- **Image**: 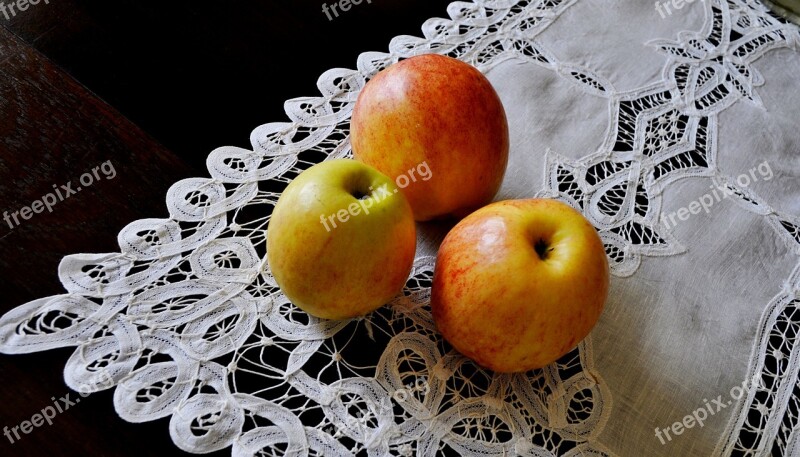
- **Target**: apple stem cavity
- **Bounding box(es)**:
[534,238,553,261]
[351,189,370,200]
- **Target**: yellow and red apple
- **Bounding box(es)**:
[431,199,609,372]
[350,54,509,221]
[267,159,416,320]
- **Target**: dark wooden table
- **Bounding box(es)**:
[0,2,451,455]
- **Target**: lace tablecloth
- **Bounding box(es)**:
[2,0,800,455]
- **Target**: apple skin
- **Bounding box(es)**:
[267,159,416,320]
[351,54,509,221]
[430,199,609,373]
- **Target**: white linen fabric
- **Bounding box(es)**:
[1,0,800,455]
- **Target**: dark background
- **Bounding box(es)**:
[0,1,451,455]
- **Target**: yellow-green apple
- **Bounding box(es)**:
[350,54,509,221]
[267,159,416,320]
[431,199,609,372]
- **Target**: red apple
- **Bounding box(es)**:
[431,199,609,372]
[351,54,509,221]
